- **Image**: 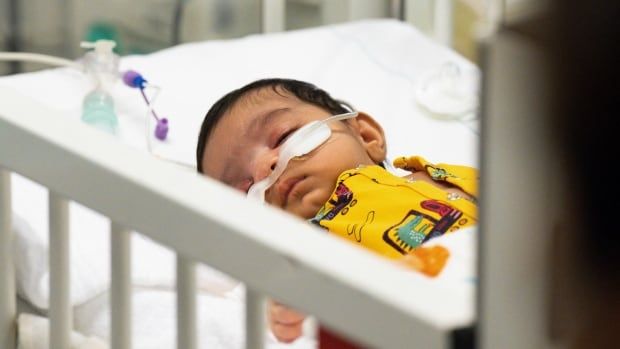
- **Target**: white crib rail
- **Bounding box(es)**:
[262,0,286,33]
[0,82,473,348]
[261,0,461,47]
[177,255,197,349]
[49,193,71,348]
[433,0,454,46]
[246,289,266,349]
[0,169,15,349]
[111,223,132,349]
[402,0,454,46]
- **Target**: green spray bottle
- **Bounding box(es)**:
[80,40,119,134]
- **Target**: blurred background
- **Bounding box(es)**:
[0,0,535,75]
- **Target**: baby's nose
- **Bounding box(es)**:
[253,150,278,182]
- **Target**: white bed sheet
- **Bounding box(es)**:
[0,19,479,348]
[74,287,317,349]
[17,288,317,349]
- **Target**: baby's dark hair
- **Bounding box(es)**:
[196,78,353,173]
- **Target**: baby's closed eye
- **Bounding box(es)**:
[275,128,297,147]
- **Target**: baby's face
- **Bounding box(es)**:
[201,89,384,219]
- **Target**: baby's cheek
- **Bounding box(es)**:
[302,189,332,216]
[288,204,316,220]
[263,188,283,209]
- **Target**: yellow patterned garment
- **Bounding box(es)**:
[310,156,478,260]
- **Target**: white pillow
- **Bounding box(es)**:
[2,19,479,308]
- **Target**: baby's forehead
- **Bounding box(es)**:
[203,88,301,176]
[231,86,298,114]
[222,88,317,134]
[212,89,295,140]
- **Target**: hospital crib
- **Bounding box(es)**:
[0,1,553,348]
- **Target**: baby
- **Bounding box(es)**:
[196,78,478,343]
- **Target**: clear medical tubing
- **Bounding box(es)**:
[0,52,79,68]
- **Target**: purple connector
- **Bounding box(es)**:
[122,70,146,89]
[155,118,169,141]
[123,70,170,141]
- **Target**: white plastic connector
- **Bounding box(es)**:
[80,40,120,92]
[80,40,117,55]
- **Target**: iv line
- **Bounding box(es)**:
[0,52,80,69]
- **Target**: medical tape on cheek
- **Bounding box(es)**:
[246,111,358,202]
[275,111,357,167]
[247,121,330,202]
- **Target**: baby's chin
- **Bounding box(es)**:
[282,189,331,220]
[290,204,322,220]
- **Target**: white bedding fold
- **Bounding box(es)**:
[19,288,317,349]
[18,313,107,349]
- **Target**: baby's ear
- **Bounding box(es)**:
[349,112,387,163]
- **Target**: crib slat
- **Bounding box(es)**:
[111,223,131,349]
[434,0,454,46]
[49,192,71,349]
[485,0,505,33]
[261,0,285,33]
[177,255,197,349]
[404,0,434,39]
[0,169,16,349]
[391,0,404,20]
[245,288,265,349]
